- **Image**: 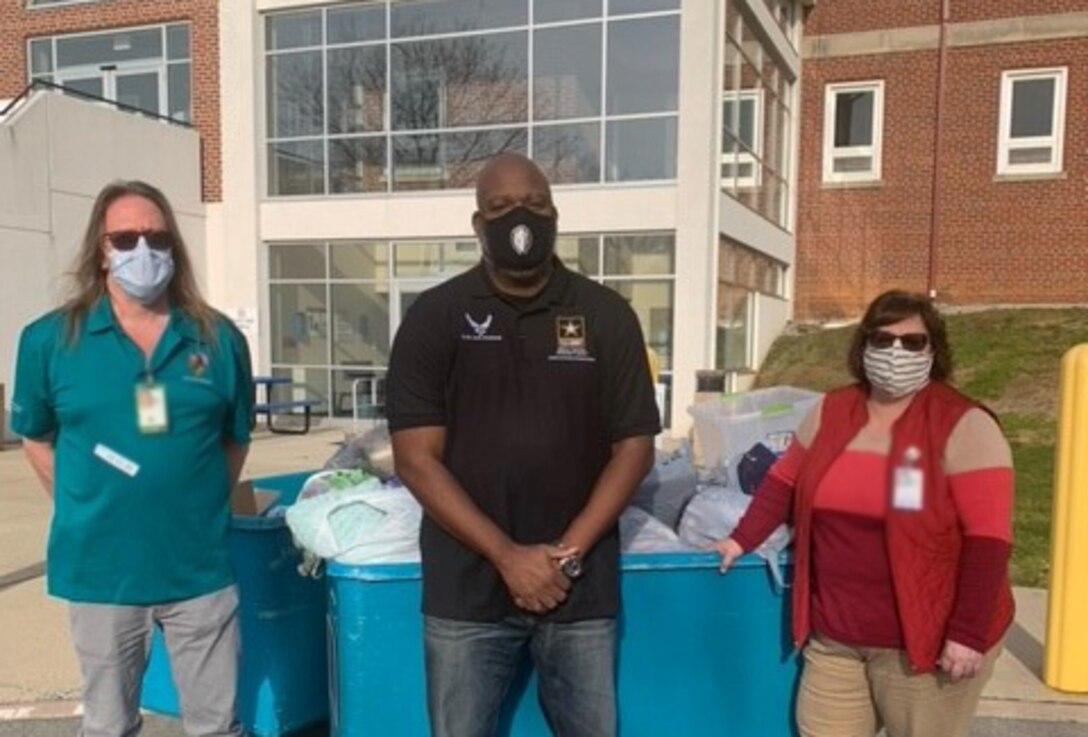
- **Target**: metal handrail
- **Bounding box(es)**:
[0,78,193,128]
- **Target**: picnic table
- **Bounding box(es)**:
[253,375,322,434]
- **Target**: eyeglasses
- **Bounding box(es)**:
[868,330,929,352]
[104,230,175,252]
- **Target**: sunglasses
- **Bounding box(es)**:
[868,330,929,352]
[104,229,175,252]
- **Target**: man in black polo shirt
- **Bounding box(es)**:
[387,153,660,737]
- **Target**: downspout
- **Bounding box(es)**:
[927,0,950,299]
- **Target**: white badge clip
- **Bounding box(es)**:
[136,382,169,435]
[892,445,924,511]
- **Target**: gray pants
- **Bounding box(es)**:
[68,585,242,737]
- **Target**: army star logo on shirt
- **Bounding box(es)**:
[550,315,595,362]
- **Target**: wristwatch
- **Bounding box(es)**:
[551,541,584,580]
[558,554,583,580]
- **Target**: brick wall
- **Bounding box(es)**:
[804,0,938,36]
[795,52,940,320]
[0,0,221,201]
[951,0,1088,23]
[804,0,1087,35]
[796,4,1088,320]
[936,39,1087,306]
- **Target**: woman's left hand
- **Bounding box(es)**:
[938,639,984,682]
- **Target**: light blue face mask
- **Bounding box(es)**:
[108,236,175,305]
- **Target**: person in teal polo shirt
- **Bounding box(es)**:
[12,180,252,737]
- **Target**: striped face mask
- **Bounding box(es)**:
[863,345,933,398]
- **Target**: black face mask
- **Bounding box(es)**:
[480,206,557,273]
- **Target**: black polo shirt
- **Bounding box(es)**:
[386,260,661,622]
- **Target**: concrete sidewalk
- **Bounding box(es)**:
[2,429,1087,730]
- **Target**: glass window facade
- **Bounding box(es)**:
[716,237,786,371]
[267,233,675,423]
[28,24,192,123]
[265,1,680,196]
[721,1,792,229]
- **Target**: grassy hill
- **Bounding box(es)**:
[755,307,1088,588]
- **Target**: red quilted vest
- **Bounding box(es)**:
[790,382,1015,672]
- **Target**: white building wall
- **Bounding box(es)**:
[212,0,802,437]
[672,0,725,434]
[1,92,204,438]
[211,0,264,354]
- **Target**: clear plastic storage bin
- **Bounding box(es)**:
[688,386,822,479]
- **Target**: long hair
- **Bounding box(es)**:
[62,180,217,342]
[846,289,953,386]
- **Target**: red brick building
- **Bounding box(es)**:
[795,0,1088,319]
[0,0,221,201]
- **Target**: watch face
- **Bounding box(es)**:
[561,556,583,580]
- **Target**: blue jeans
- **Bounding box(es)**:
[424,615,617,737]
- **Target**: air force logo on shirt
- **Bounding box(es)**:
[462,312,502,342]
[550,315,595,362]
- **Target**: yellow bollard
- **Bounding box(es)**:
[1045,344,1088,692]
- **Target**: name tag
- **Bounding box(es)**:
[135,383,169,435]
[893,467,924,511]
[93,444,140,477]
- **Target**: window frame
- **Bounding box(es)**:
[721,88,762,189]
[25,23,191,123]
[822,79,884,184]
[997,67,1067,176]
[26,0,98,8]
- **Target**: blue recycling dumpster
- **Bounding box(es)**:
[141,472,328,737]
[327,552,800,737]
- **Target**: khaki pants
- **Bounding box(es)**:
[797,635,1000,737]
[69,585,242,737]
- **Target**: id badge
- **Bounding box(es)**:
[135,383,169,435]
[893,467,924,511]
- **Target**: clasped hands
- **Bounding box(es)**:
[497,542,580,614]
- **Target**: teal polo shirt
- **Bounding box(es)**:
[11,298,253,605]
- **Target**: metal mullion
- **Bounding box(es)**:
[390,122,528,140]
[325,38,387,51]
[599,10,608,184]
[606,111,678,122]
[327,131,386,141]
[321,8,330,196]
[325,240,334,414]
[266,45,325,56]
[527,0,535,158]
[605,10,680,22]
[532,115,602,128]
[390,24,530,45]
[267,134,326,144]
[385,0,393,193]
[532,17,605,31]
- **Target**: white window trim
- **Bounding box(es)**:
[721,89,762,189]
[822,80,884,183]
[997,67,1067,176]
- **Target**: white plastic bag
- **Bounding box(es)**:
[678,486,792,589]
[619,507,692,554]
[286,474,422,567]
[629,445,699,530]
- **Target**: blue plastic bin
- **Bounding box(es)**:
[327,553,800,737]
[141,472,328,737]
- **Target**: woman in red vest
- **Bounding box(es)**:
[714,290,1014,737]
